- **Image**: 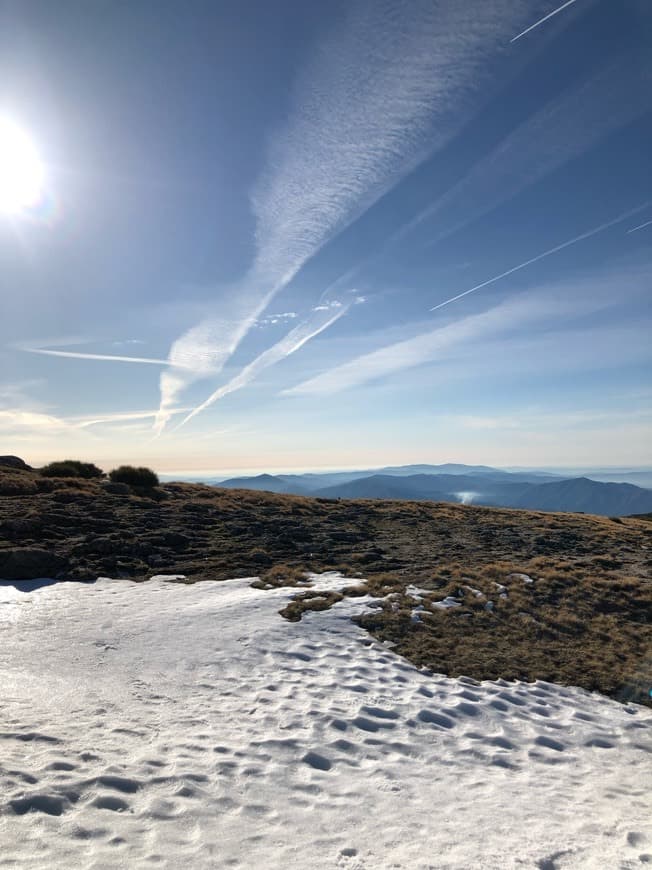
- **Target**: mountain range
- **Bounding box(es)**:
[214,464,652,516]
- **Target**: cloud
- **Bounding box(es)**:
[430,201,650,311]
[74,408,191,429]
[627,218,652,234]
[395,53,652,257]
[255,312,298,327]
[451,407,652,431]
[24,347,195,368]
[0,379,47,408]
[179,302,350,426]
[285,266,650,396]
[155,0,540,431]
[254,38,652,319]
[510,0,579,43]
[0,408,69,432]
[0,400,190,438]
[313,301,343,312]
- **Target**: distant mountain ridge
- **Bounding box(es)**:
[216,463,652,516]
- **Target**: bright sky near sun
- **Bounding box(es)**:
[0,0,651,473]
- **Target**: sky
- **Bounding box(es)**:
[1,0,651,475]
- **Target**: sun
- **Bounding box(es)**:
[0,117,45,216]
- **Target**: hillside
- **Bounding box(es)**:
[316,473,652,515]
[218,472,308,495]
[506,476,652,515]
[215,465,652,515]
[1,462,651,706]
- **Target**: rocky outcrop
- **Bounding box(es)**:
[0,547,67,580]
[0,456,31,471]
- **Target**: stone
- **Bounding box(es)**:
[0,548,67,580]
[0,456,31,470]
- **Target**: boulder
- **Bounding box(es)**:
[0,456,31,470]
[0,548,67,580]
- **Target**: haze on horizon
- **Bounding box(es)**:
[1,0,651,473]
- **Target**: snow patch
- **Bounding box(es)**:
[430,595,463,610]
[508,572,535,584]
[0,574,649,868]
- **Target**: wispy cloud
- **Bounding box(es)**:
[285,266,650,396]
[0,398,190,437]
[510,0,579,43]
[255,312,298,327]
[302,47,652,304]
[24,347,196,368]
[394,54,652,257]
[430,201,650,311]
[450,406,652,432]
[155,0,540,431]
[627,218,652,234]
[179,302,351,427]
[74,408,191,428]
[0,408,69,432]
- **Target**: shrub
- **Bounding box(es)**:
[109,465,159,489]
[41,460,105,479]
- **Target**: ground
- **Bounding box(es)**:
[0,575,650,869]
[1,465,651,705]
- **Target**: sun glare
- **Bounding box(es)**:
[0,117,45,216]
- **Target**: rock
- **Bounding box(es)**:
[0,517,42,538]
[159,532,190,550]
[53,490,94,504]
[357,547,385,564]
[0,548,67,580]
[85,536,121,556]
[0,456,31,470]
[101,481,130,495]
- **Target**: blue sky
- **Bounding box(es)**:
[1,0,651,473]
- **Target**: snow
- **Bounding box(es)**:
[405,584,431,601]
[462,584,485,598]
[1,573,651,869]
[430,595,462,610]
[508,572,535,584]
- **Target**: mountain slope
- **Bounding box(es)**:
[312,472,652,516]
[219,473,308,495]
[315,474,452,501]
[507,477,652,516]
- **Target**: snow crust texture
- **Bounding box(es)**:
[0,574,650,869]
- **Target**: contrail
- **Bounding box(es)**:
[510,0,579,43]
[155,0,542,434]
[74,408,192,428]
[429,201,650,312]
[25,347,195,368]
[627,218,652,234]
[179,304,349,427]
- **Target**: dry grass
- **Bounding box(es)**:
[251,563,311,589]
[2,465,651,704]
[279,590,345,622]
[353,559,652,707]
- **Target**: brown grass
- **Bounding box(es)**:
[1,465,651,705]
